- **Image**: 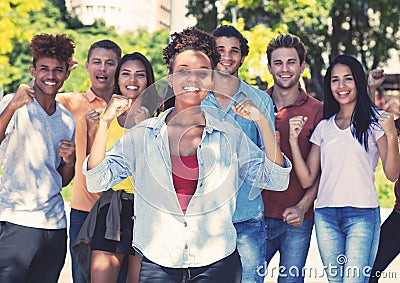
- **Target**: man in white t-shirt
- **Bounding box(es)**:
[0,33,76,283]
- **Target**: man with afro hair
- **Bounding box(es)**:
[0,33,76,283]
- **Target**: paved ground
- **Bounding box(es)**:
[59,203,400,282]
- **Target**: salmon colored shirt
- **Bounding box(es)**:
[56,89,108,212]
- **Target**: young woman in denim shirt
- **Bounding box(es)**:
[84,27,291,283]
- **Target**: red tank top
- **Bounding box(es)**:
[170,154,199,214]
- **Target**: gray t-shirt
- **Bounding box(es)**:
[0,94,75,229]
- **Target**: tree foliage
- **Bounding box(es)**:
[0,0,43,88]
[190,0,400,99]
[2,0,170,95]
[186,0,218,33]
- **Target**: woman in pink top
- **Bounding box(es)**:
[289,55,399,282]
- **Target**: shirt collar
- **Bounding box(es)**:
[83,88,107,103]
[204,79,249,106]
[232,79,251,102]
[267,86,308,108]
[147,108,227,136]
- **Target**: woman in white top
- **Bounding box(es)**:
[288,54,399,283]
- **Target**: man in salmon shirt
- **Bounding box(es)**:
[57,39,121,283]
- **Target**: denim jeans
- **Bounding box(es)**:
[234,211,266,283]
[315,207,380,283]
[138,250,241,283]
[264,217,313,283]
[69,208,89,283]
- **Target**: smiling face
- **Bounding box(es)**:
[215,36,244,77]
[169,50,213,108]
[330,63,358,107]
[85,47,119,96]
[118,60,147,101]
[29,56,69,97]
[268,47,305,90]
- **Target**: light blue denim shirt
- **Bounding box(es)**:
[202,80,275,222]
[83,108,291,268]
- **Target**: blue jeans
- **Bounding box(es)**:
[69,209,89,283]
[234,211,266,283]
[315,207,380,283]
[264,217,313,283]
[139,250,241,283]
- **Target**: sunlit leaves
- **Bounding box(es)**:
[0,0,43,88]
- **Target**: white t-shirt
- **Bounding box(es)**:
[0,94,75,229]
[310,115,384,208]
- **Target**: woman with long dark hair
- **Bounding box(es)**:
[288,54,399,282]
[74,52,156,283]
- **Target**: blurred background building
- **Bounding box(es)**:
[66,0,196,34]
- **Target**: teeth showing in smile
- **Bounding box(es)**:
[96,76,107,81]
[221,62,231,66]
[126,86,138,90]
[280,75,291,78]
[338,91,349,95]
[44,81,56,86]
[184,86,200,92]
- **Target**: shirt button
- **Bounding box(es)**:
[183,221,187,227]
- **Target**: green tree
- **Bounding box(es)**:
[121,29,170,82]
[5,0,73,94]
[0,0,43,89]
[186,0,218,33]
[213,0,400,99]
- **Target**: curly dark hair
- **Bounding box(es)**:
[212,25,249,57]
[163,27,220,73]
[30,34,75,69]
